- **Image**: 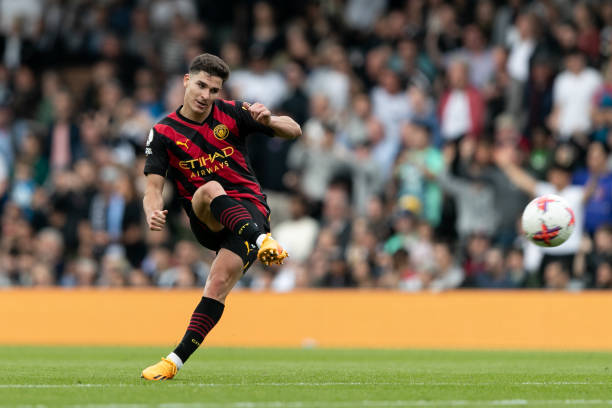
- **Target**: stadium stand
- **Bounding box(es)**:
[0,0,611,290]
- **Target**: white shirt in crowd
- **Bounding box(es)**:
[441,90,470,140]
[306,68,350,113]
[273,217,320,264]
[506,38,535,82]
[553,68,602,139]
[371,85,412,176]
[227,69,288,110]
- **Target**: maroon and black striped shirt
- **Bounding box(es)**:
[143,99,274,217]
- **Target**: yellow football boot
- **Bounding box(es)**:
[257,233,289,266]
[141,357,177,381]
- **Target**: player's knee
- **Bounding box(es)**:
[192,181,225,207]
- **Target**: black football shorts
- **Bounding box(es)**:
[185,198,270,273]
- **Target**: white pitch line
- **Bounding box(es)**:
[0,381,609,389]
[7,400,612,408]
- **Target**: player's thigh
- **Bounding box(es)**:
[188,203,226,246]
[195,205,223,232]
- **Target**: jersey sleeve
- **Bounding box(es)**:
[233,100,275,137]
[143,127,169,176]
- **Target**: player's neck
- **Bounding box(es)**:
[179,104,212,124]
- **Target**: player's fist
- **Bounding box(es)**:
[244,102,271,126]
[147,209,168,231]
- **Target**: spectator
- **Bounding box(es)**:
[305,43,350,113]
[0,102,15,169]
[343,0,387,31]
[34,227,64,282]
[395,249,420,291]
[573,224,612,287]
[595,261,612,289]
[98,250,130,287]
[573,2,600,63]
[495,145,596,277]
[272,194,319,264]
[437,164,498,240]
[524,54,556,137]
[395,120,444,227]
[318,250,353,288]
[371,68,411,155]
[46,89,82,172]
[228,47,287,109]
[462,233,491,287]
[573,141,612,235]
[543,261,572,290]
[548,49,602,141]
[406,85,440,148]
[475,247,516,288]
[278,62,309,126]
[447,25,495,90]
[428,241,464,291]
[319,185,352,252]
[458,135,529,248]
[438,59,485,143]
[90,166,124,245]
[158,240,210,287]
[29,262,54,287]
[591,60,612,143]
[505,12,538,121]
[286,123,351,203]
[505,248,527,287]
[339,93,371,149]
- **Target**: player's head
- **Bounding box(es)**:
[183,53,230,116]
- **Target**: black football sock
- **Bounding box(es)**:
[210,195,264,244]
[172,296,224,363]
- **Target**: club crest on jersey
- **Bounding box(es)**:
[176,139,189,150]
[213,124,229,140]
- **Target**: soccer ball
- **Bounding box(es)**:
[521,194,575,247]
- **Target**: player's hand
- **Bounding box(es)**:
[147,209,168,231]
[244,102,271,126]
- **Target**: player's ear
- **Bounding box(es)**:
[183,73,190,88]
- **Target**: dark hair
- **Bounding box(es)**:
[564,47,585,59]
[549,160,573,174]
[188,53,230,82]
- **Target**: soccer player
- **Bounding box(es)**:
[140,54,301,380]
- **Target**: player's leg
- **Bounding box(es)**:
[168,249,243,364]
[192,181,287,265]
[141,249,243,381]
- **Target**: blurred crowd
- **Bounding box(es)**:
[1,0,612,291]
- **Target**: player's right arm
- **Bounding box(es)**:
[143,127,170,231]
[143,174,167,231]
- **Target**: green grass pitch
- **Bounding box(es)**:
[0,346,611,407]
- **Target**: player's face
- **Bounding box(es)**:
[183,71,223,117]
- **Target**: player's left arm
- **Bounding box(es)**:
[244,102,302,140]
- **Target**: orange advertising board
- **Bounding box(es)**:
[1,289,610,350]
